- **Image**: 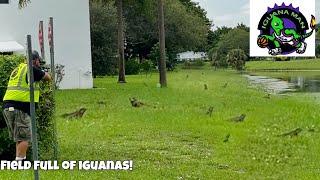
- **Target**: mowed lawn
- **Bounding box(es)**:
[246,59,320,71]
[1,69,320,179]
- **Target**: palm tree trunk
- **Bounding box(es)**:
[158,0,167,87]
[117,0,126,83]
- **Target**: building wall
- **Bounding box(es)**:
[0,0,93,89]
[177,51,207,61]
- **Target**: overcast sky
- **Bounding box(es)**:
[192,0,320,28]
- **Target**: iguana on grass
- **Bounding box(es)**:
[278,128,302,137]
[229,114,246,122]
[61,108,87,119]
[129,97,145,107]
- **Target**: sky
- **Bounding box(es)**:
[192,0,320,28]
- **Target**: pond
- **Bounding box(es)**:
[245,71,320,94]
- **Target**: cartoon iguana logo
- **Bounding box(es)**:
[257,3,316,55]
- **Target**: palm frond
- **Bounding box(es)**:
[18,0,30,9]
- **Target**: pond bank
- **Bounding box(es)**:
[246,59,320,71]
[245,70,320,93]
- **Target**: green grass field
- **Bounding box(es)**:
[1,69,320,179]
[246,59,320,70]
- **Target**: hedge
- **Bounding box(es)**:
[0,55,57,160]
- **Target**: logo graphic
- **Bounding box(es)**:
[250,0,316,56]
[256,3,316,56]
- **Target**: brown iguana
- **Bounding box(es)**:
[278,128,302,137]
[62,108,87,119]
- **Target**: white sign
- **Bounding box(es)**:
[250,0,316,57]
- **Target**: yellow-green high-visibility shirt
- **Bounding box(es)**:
[3,63,40,102]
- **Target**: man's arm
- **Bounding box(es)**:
[33,67,51,82]
[42,72,51,81]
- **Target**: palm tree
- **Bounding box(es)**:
[18,0,30,8]
[158,0,167,87]
[116,0,126,83]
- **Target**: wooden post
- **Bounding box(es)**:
[27,35,40,180]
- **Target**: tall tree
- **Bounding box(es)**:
[116,0,126,83]
[90,1,118,77]
[123,0,158,62]
[158,0,167,87]
[211,28,249,68]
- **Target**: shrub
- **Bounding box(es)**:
[182,59,205,69]
[209,28,249,69]
[0,55,23,160]
[90,1,118,77]
[125,59,140,75]
[274,57,290,61]
[0,55,56,160]
[226,49,247,71]
[140,60,153,75]
[316,44,320,57]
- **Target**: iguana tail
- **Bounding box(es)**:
[302,15,316,39]
[310,15,316,30]
[302,29,314,39]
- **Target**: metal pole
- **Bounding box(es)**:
[49,17,55,87]
[27,35,40,180]
[49,17,58,159]
[39,21,45,61]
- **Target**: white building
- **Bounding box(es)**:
[177,51,207,61]
[0,0,92,89]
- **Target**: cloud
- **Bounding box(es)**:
[240,2,250,15]
[212,2,249,28]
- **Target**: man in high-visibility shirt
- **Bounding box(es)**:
[2,51,51,161]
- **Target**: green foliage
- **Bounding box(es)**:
[90,1,118,77]
[124,0,209,61]
[274,57,290,61]
[236,23,250,32]
[0,55,24,159]
[149,43,176,71]
[90,0,209,69]
[150,42,168,66]
[35,81,56,160]
[227,49,247,71]
[149,42,160,66]
[210,28,249,68]
[0,55,24,98]
[316,44,320,57]
[140,60,153,75]
[316,29,320,39]
[165,0,209,53]
[179,0,211,26]
[182,59,205,69]
[123,0,158,60]
[125,59,140,75]
[0,55,56,160]
[207,26,232,50]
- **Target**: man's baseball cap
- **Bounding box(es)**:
[32,50,42,61]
